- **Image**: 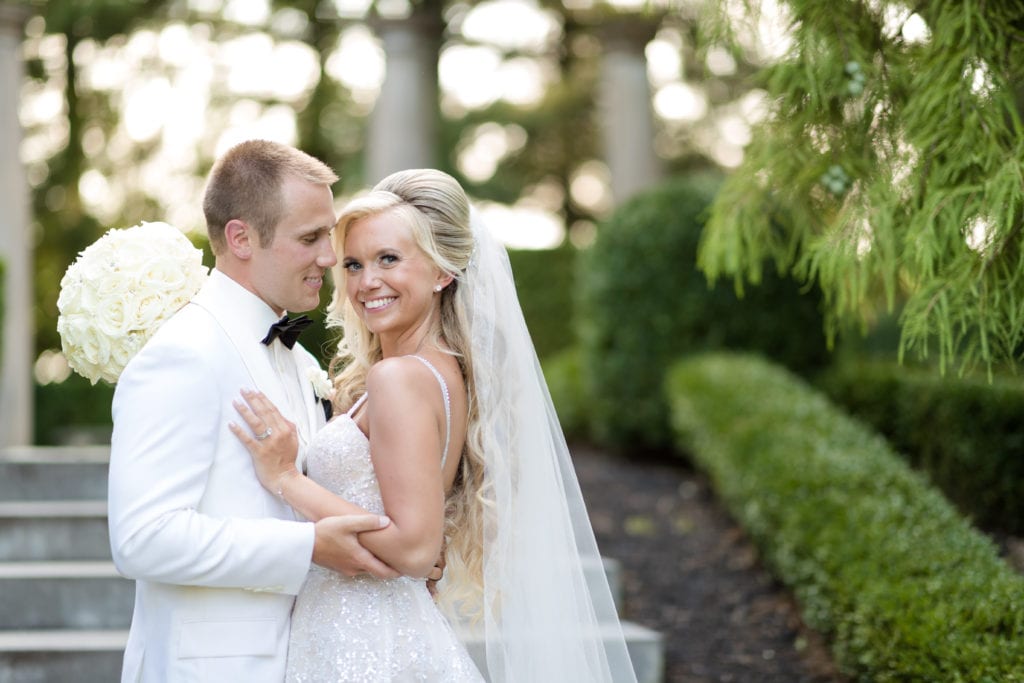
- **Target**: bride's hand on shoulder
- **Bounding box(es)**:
[229,388,300,494]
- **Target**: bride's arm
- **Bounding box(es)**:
[230,376,448,580]
[355,358,450,578]
[229,390,372,522]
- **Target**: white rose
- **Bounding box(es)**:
[141,257,189,294]
[56,221,209,384]
[107,333,142,379]
[95,296,132,337]
[131,294,169,331]
[59,315,112,384]
[306,367,336,401]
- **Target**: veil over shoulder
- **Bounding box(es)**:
[441,209,637,682]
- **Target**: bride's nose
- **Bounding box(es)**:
[359,268,382,290]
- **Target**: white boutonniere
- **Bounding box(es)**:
[56,221,209,384]
[307,366,336,402]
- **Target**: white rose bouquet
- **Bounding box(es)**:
[57,221,209,384]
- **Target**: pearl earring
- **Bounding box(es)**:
[434,285,443,292]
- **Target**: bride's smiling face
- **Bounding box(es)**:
[342,209,444,342]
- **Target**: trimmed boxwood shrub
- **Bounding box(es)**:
[668,352,1024,681]
[35,373,115,445]
[508,244,577,360]
[577,174,828,451]
[542,346,589,440]
[817,358,1024,535]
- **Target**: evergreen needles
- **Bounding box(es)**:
[698,0,1024,374]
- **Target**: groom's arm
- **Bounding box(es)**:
[108,336,318,593]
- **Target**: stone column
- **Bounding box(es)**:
[366,13,441,184]
[598,16,663,205]
[0,2,33,446]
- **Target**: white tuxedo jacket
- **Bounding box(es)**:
[108,269,326,682]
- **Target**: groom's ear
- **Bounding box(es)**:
[225,219,254,260]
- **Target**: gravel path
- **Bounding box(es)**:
[571,443,847,683]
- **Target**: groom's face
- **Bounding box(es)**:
[249,175,338,315]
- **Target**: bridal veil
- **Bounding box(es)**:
[441,209,637,682]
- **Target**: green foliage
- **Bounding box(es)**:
[29,0,178,355]
[817,358,1024,534]
[699,1,1024,375]
[508,245,577,360]
[541,346,589,440]
[577,174,828,451]
[35,374,115,445]
[667,352,1024,681]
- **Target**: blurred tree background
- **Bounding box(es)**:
[24,0,775,441]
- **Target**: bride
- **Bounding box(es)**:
[231,169,636,682]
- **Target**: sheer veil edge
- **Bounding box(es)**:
[440,208,637,683]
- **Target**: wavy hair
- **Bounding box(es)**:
[326,169,485,603]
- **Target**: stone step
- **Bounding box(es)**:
[0,562,133,630]
[0,502,624,607]
[593,556,623,615]
[621,620,664,683]
[0,630,126,683]
[0,558,624,629]
[0,501,110,562]
[0,447,661,680]
[459,619,663,683]
[0,447,109,502]
[0,621,662,683]
[0,504,627,612]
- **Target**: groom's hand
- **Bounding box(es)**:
[426,543,446,597]
[313,514,401,579]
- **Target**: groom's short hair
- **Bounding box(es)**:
[203,140,338,254]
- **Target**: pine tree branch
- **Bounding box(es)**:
[915,143,937,211]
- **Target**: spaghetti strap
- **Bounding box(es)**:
[407,355,452,469]
[347,393,368,417]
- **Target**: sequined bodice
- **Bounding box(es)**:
[305,414,383,513]
[285,384,483,683]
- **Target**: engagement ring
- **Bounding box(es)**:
[255,427,273,441]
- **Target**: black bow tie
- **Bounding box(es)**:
[261,315,313,350]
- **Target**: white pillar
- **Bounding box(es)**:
[366,14,440,184]
[0,2,33,446]
[598,18,662,205]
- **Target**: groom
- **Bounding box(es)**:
[107,140,398,682]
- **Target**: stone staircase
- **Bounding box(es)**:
[0,447,126,683]
[0,446,663,682]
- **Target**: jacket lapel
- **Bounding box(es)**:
[190,280,292,424]
[291,352,319,437]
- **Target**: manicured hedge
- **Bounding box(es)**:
[667,352,1024,681]
[34,373,115,445]
[577,174,827,452]
[508,245,577,360]
[816,358,1024,535]
[542,346,589,440]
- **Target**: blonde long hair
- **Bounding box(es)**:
[326,169,485,599]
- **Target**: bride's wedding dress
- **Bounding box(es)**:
[285,359,483,683]
[285,212,636,682]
